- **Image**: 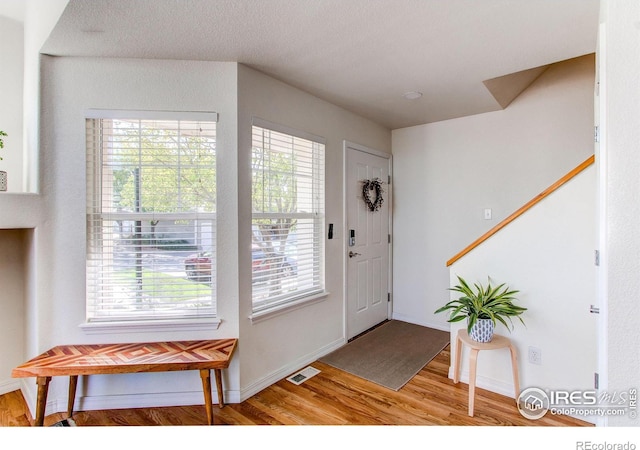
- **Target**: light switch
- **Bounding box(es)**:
[484,208,492,220]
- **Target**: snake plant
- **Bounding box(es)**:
[435,275,527,334]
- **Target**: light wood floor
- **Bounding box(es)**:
[0,345,592,427]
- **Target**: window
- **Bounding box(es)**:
[251,119,325,314]
[86,110,218,323]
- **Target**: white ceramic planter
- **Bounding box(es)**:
[469,318,494,342]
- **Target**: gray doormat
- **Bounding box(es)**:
[319,320,449,391]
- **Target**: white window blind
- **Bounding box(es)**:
[86,111,217,322]
[251,121,325,313]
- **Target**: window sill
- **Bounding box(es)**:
[79,318,221,334]
[249,291,329,324]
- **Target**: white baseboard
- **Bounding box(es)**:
[447,366,516,399]
[0,378,22,396]
[239,336,345,401]
[75,389,240,413]
[15,376,240,416]
[391,312,451,333]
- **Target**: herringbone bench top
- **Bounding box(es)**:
[12,339,237,378]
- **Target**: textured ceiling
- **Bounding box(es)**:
[40,0,600,130]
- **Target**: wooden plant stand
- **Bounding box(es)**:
[453,329,520,417]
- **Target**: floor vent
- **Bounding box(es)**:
[286,366,320,385]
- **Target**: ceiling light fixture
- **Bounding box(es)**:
[402,91,423,100]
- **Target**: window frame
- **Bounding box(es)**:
[249,118,327,321]
[83,109,220,331]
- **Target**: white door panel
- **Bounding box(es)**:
[345,143,391,339]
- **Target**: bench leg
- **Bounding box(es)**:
[214,369,225,408]
[200,369,214,425]
[67,375,78,418]
[34,376,51,426]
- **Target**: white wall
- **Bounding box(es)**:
[0,0,64,399]
[449,166,597,422]
[600,0,640,427]
[391,54,595,330]
[22,56,241,414]
[0,0,69,193]
[0,229,28,394]
[236,64,391,397]
[23,0,69,193]
[5,55,391,415]
[0,15,24,192]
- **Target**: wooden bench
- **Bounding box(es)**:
[12,338,237,426]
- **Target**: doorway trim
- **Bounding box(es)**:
[342,140,393,340]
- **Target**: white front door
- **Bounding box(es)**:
[345,142,391,340]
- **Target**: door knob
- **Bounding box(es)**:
[349,251,361,258]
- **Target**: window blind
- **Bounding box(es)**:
[251,122,325,312]
[86,112,217,322]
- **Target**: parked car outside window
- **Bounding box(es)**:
[184,247,296,283]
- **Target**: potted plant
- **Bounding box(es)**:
[435,275,527,342]
[0,130,6,191]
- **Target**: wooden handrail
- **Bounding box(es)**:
[446,154,595,267]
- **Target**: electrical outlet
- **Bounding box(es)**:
[528,346,542,365]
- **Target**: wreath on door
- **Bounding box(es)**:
[362,178,385,212]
